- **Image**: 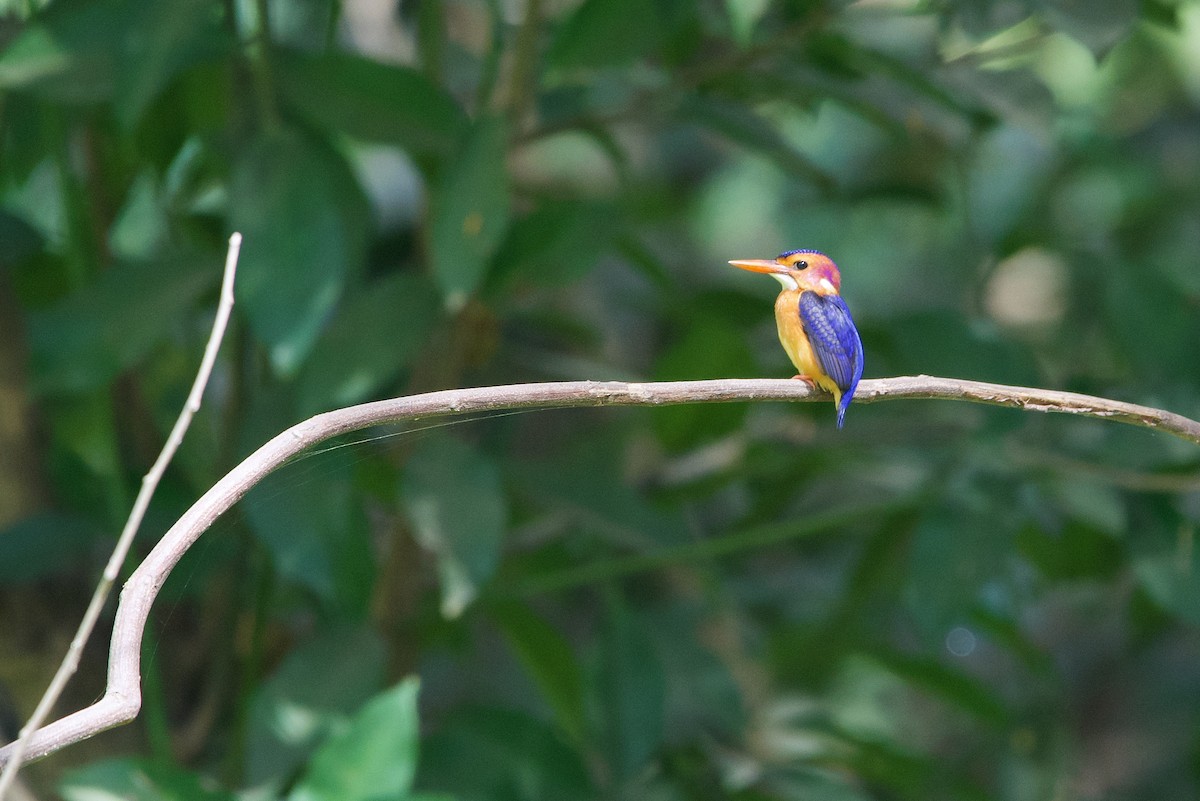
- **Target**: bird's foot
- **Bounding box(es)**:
[790,374,818,388]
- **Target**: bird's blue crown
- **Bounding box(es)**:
[778,248,826,260]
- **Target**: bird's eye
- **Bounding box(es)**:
[795,260,809,270]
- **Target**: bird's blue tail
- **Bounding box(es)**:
[835,379,859,429]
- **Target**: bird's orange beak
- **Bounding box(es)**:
[728,259,787,274]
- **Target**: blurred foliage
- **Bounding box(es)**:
[1,0,1200,798]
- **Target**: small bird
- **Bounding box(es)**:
[729,249,864,428]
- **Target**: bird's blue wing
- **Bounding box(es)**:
[798,291,864,427]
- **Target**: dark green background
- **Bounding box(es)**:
[2,0,1200,798]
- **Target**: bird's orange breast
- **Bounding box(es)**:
[774,289,842,401]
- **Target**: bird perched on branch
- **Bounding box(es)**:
[729,249,864,428]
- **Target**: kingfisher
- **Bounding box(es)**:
[729,249,864,428]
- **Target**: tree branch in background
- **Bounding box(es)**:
[0,372,1197,772]
[0,234,242,796]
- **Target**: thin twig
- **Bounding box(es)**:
[0,373,1197,770]
[0,234,242,795]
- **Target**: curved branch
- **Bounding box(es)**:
[1,375,1197,766]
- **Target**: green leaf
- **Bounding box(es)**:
[230,128,369,374]
[547,0,666,70]
[0,0,224,114]
[245,625,386,788]
[427,116,511,307]
[594,594,665,781]
[289,678,421,801]
[402,434,507,617]
[870,651,1010,726]
[491,599,587,741]
[490,199,617,290]
[0,0,130,102]
[1017,521,1123,581]
[0,513,101,584]
[45,392,124,518]
[1134,553,1200,625]
[295,272,441,416]
[1045,476,1126,535]
[839,733,942,798]
[109,171,168,259]
[418,707,593,800]
[725,0,771,45]
[1129,500,1200,626]
[765,768,874,801]
[0,208,45,268]
[112,0,227,128]
[1043,0,1137,55]
[61,758,235,801]
[276,49,467,160]
[508,129,623,195]
[681,97,833,187]
[268,0,339,50]
[28,257,214,394]
[243,445,373,608]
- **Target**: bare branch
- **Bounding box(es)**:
[0,372,1197,769]
[0,234,242,794]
